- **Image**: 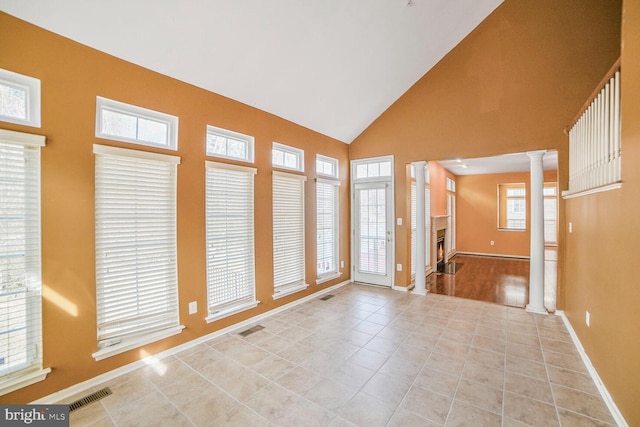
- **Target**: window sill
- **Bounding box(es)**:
[206,300,260,324]
[316,272,342,285]
[562,182,622,199]
[498,228,527,232]
[272,283,308,300]
[92,325,185,361]
[0,367,51,397]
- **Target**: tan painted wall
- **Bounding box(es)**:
[562,0,640,423]
[457,170,557,257]
[349,0,620,298]
[0,13,350,403]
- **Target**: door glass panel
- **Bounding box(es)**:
[358,188,386,275]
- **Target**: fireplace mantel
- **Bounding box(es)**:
[431,215,450,271]
[432,215,449,231]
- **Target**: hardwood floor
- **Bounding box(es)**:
[426,249,558,310]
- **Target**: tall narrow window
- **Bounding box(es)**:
[93,145,182,360]
[273,171,307,298]
[499,183,526,231]
[0,129,49,395]
[205,161,258,321]
[446,177,456,253]
[0,69,41,128]
[316,179,340,283]
[544,184,558,244]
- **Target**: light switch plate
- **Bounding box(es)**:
[189,301,197,315]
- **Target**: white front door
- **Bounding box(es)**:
[353,182,393,286]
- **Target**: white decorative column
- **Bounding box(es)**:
[526,150,547,314]
[413,161,427,295]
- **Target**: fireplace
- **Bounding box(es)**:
[431,215,449,274]
[436,229,446,272]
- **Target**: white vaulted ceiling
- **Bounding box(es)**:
[0,0,502,143]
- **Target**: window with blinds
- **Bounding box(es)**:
[316,179,339,282]
[93,145,182,360]
[272,171,307,298]
[205,161,258,321]
[0,129,47,392]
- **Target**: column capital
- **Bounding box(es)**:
[526,150,547,160]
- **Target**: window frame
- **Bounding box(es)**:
[498,183,527,231]
[0,129,50,396]
[92,144,183,361]
[205,160,259,322]
[272,142,304,172]
[316,177,341,284]
[206,125,254,163]
[0,69,41,128]
[316,154,339,179]
[95,96,179,150]
[272,170,307,299]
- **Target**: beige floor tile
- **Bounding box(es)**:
[303,377,359,412]
[445,400,501,427]
[475,324,507,341]
[108,390,191,427]
[326,360,376,389]
[387,408,440,427]
[504,371,553,404]
[404,331,439,351]
[425,351,466,376]
[326,416,359,427]
[157,371,217,407]
[543,350,588,373]
[99,375,156,414]
[69,402,111,426]
[213,366,271,402]
[209,403,270,427]
[507,342,544,363]
[250,355,296,381]
[508,331,541,348]
[503,392,560,427]
[361,372,412,406]
[277,342,316,364]
[352,320,385,336]
[541,337,580,356]
[471,334,506,353]
[434,337,470,358]
[466,346,505,370]
[506,355,548,381]
[276,366,323,395]
[454,378,503,414]
[414,366,460,398]
[378,354,424,384]
[177,386,238,427]
[340,329,374,347]
[338,392,396,427]
[251,332,294,353]
[363,336,401,356]
[557,408,615,427]
[547,365,599,396]
[246,382,333,427]
[552,384,616,425]
[401,385,452,424]
[347,347,389,371]
[462,360,504,389]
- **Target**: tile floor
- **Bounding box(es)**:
[65,283,616,426]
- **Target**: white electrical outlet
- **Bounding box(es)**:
[586,310,590,327]
[397,218,403,226]
[569,222,573,233]
[340,260,344,268]
[396,264,402,272]
[189,301,197,315]
[490,240,495,246]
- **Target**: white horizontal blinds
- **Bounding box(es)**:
[316,179,338,277]
[206,162,256,313]
[94,145,180,346]
[0,132,44,378]
[410,182,416,276]
[567,68,621,194]
[273,171,306,291]
[411,182,431,276]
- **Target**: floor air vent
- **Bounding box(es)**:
[69,387,112,412]
[319,294,335,301]
[238,325,264,337]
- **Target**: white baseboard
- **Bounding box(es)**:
[31,280,351,405]
[456,251,529,260]
[556,311,629,427]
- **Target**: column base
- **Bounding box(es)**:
[526,304,548,315]
[412,289,427,296]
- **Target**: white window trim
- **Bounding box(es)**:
[315,177,341,283]
[206,125,255,163]
[205,160,258,320]
[95,96,179,150]
[92,144,182,361]
[92,326,185,361]
[316,154,339,179]
[351,155,394,183]
[272,142,304,172]
[0,129,48,395]
[273,283,309,300]
[0,68,41,128]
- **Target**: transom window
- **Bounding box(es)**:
[272,142,304,172]
[316,154,338,178]
[206,125,254,163]
[96,97,178,150]
[0,69,41,128]
[354,159,392,180]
